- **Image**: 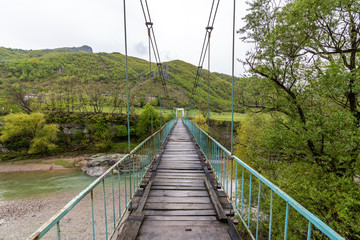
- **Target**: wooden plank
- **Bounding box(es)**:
[154,177,205,181]
[116,212,144,240]
[155,175,205,179]
[158,165,202,169]
[156,173,205,176]
[143,209,217,216]
[141,220,224,226]
[149,190,209,197]
[153,179,204,184]
[160,159,200,162]
[136,180,153,212]
[227,217,242,240]
[152,182,204,186]
[157,167,203,170]
[137,225,231,240]
[147,196,211,203]
[145,215,217,221]
[145,203,214,210]
[156,169,204,173]
[151,186,207,190]
[204,177,228,221]
[159,163,202,167]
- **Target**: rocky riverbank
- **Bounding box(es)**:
[81,153,127,177]
[0,156,87,173]
[0,153,127,176]
[0,187,126,239]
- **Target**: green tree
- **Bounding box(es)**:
[238,0,360,238]
[136,103,160,139]
[5,83,33,114]
[0,113,59,154]
[192,114,209,133]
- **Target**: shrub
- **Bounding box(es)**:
[0,113,59,154]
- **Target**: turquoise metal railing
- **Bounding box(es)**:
[183,119,344,240]
[27,119,175,240]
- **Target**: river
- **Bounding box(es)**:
[0,169,94,201]
[0,169,121,240]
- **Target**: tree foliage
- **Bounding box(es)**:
[0,113,59,154]
[136,103,160,139]
[238,0,360,238]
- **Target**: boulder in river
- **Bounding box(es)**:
[82,153,126,177]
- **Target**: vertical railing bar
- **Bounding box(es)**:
[222,152,225,186]
[117,166,121,218]
[102,179,108,240]
[221,151,224,186]
[234,161,238,204]
[129,155,132,200]
[56,221,61,240]
[256,181,261,240]
[230,156,233,201]
[226,155,229,194]
[307,222,312,240]
[134,154,136,197]
[284,202,289,240]
[248,173,252,228]
[217,146,219,178]
[223,152,225,186]
[269,190,273,240]
[212,141,214,165]
[124,158,128,206]
[240,166,244,216]
[111,170,116,230]
[135,153,138,193]
[219,150,222,184]
[91,190,95,240]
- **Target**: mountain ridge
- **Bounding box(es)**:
[0,46,236,111]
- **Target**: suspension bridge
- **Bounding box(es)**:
[26,0,345,239]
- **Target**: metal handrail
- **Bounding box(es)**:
[183,119,344,240]
[27,119,176,240]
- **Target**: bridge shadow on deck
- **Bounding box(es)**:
[117,119,240,240]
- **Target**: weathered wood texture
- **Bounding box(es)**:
[117,120,240,240]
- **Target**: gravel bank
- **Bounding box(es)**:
[0,156,87,173]
[0,186,127,240]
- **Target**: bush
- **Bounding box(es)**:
[136,103,160,139]
[0,113,59,154]
[192,114,209,133]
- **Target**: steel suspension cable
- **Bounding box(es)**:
[207,30,211,127]
[231,0,236,154]
[123,0,130,153]
[140,0,168,96]
[189,0,220,116]
[148,26,154,134]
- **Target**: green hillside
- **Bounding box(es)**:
[0,45,93,60]
[0,46,234,113]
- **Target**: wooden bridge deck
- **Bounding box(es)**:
[117,120,239,240]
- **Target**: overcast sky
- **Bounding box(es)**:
[0,0,249,75]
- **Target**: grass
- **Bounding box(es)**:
[52,159,74,168]
[209,112,247,122]
[187,110,248,122]
[81,105,173,115]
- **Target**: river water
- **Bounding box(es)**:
[0,169,94,201]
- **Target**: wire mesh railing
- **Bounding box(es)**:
[183,119,344,240]
[27,119,175,240]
